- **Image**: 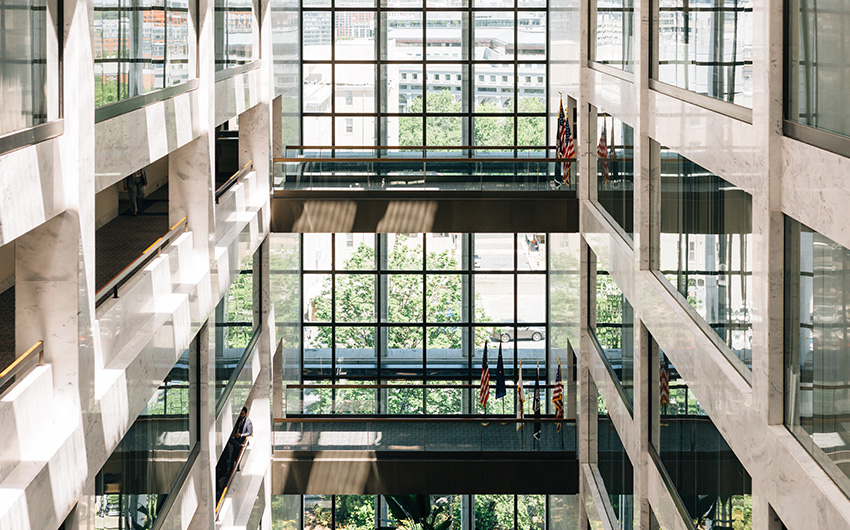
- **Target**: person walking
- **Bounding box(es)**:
[123,168,147,215]
[223,406,253,471]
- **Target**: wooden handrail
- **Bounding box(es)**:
[215,437,250,517]
[0,340,45,396]
[215,160,254,203]
[95,216,189,308]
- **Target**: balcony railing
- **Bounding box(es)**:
[0,340,44,396]
[274,146,578,192]
[95,216,189,307]
[274,416,576,453]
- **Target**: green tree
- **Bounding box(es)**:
[517,98,546,147]
[399,91,464,147]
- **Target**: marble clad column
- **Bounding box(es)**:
[749,0,785,428]
[577,240,596,529]
[169,136,215,257]
[273,96,283,159]
[238,102,271,202]
[190,323,214,530]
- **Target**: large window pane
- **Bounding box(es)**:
[335,326,376,377]
[336,234,376,270]
[786,0,850,137]
[594,269,634,404]
[335,64,376,113]
[596,113,635,238]
[786,217,850,495]
[335,12,376,60]
[658,149,753,369]
[303,12,332,59]
[426,12,466,60]
[1,0,48,132]
[656,347,752,529]
[598,400,634,530]
[386,326,424,378]
[656,0,753,106]
[215,0,253,71]
[595,0,634,71]
[427,326,465,378]
[475,274,515,323]
[426,275,464,322]
[336,274,376,322]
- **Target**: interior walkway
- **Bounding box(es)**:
[0,287,13,372]
[96,185,170,292]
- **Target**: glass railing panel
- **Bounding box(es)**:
[594,268,635,406]
[598,396,633,530]
[655,346,752,529]
[95,347,198,530]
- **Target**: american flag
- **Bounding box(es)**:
[660,359,670,412]
[533,361,541,440]
[598,119,609,185]
[552,357,564,432]
[557,99,576,186]
[516,360,525,431]
[479,341,490,409]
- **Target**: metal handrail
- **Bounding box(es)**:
[94,216,189,308]
[274,156,575,163]
[285,144,553,150]
[215,160,254,203]
[0,340,45,396]
[275,416,572,424]
[215,436,250,517]
[214,325,262,418]
[285,383,561,390]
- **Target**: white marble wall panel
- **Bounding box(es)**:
[644,461,691,530]
[0,138,65,246]
[587,72,639,129]
[781,136,850,251]
[0,366,52,483]
[647,90,765,196]
[585,211,850,530]
[215,69,262,128]
[94,90,202,192]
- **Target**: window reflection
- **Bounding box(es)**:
[596,113,634,238]
[594,267,634,404]
[594,0,634,72]
[786,217,850,495]
[655,0,753,106]
[0,0,48,134]
[598,394,634,530]
[95,346,197,530]
[786,0,850,137]
[658,149,753,369]
[215,0,254,71]
[654,345,752,530]
[94,0,192,107]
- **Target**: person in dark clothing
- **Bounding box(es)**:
[223,406,253,471]
[123,168,147,215]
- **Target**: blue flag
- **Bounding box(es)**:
[495,341,507,399]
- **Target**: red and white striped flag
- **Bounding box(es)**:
[598,119,609,185]
[660,360,670,412]
[557,99,576,186]
[479,341,490,409]
[552,357,564,431]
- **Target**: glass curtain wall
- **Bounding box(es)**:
[595,112,634,239]
[300,0,548,148]
[657,148,753,369]
[786,0,850,138]
[653,344,752,529]
[94,346,198,529]
[593,264,634,405]
[215,0,254,70]
[785,217,850,495]
[293,233,549,415]
[93,0,192,107]
[654,0,753,107]
[0,0,48,135]
[593,0,633,71]
[277,495,579,530]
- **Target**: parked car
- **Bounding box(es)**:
[491,320,545,342]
